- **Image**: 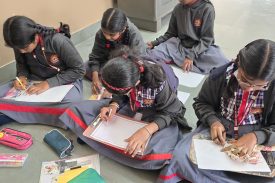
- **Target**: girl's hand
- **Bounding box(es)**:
[92,72,102,94]
[181,58,193,72]
[210,121,226,145]
[101,89,112,99]
[27,81,49,95]
[125,122,159,157]
[100,104,118,121]
[233,132,257,156]
[125,127,151,157]
[14,76,28,90]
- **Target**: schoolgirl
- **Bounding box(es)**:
[157,39,275,183]
[85,8,146,95]
[60,55,191,169]
[0,16,85,127]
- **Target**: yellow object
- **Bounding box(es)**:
[16,77,26,90]
[57,166,88,183]
[0,132,4,138]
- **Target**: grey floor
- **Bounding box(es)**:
[1,0,275,182]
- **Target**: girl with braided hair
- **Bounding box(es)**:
[85,8,146,96]
[60,55,191,169]
[0,16,85,127]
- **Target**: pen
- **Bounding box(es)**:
[16,77,26,90]
[108,108,112,118]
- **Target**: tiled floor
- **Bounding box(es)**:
[1,0,275,182]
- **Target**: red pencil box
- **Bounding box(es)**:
[0,128,32,150]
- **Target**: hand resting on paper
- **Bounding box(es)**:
[181,58,193,72]
[221,133,259,164]
[125,122,159,157]
[27,81,50,95]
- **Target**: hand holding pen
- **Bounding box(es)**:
[210,121,226,145]
[14,76,28,91]
[99,103,119,121]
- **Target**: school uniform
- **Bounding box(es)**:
[157,62,275,183]
[0,33,85,127]
[85,20,147,80]
[59,80,191,169]
[148,0,229,74]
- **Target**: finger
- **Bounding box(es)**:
[125,140,134,154]
[14,82,20,90]
[186,63,191,72]
[211,128,217,142]
[132,144,142,157]
[223,131,226,142]
[240,146,248,157]
[217,129,225,145]
[36,89,44,95]
[246,146,254,156]
[228,139,236,144]
[214,138,221,145]
[101,114,108,121]
[92,85,99,94]
[129,142,138,156]
[27,87,36,94]
[141,144,145,154]
[183,63,188,72]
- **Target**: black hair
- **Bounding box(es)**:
[101,8,127,33]
[101,8,130,49]
[224,39,275,98]
[101,56,166,95]
[238,39,275,81]
[3,16,71,49]
[108,45,140,59]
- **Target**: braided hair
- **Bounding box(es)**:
[3,16,71,49]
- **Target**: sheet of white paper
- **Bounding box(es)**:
[177,91,190,104]
[172,66,205,87]
[14,85,74,102]
[194,139,271,172]
[91,115,147,149]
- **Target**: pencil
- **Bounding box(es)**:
[16,77,26,90]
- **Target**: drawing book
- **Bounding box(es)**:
[2,83,73,103]
[83,114,150,155]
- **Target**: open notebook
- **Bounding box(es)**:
[2,84,74,103]
[83,114,149,155]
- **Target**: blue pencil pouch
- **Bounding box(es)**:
[43,129,74,158]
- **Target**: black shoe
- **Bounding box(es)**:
[77,137,86,145]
